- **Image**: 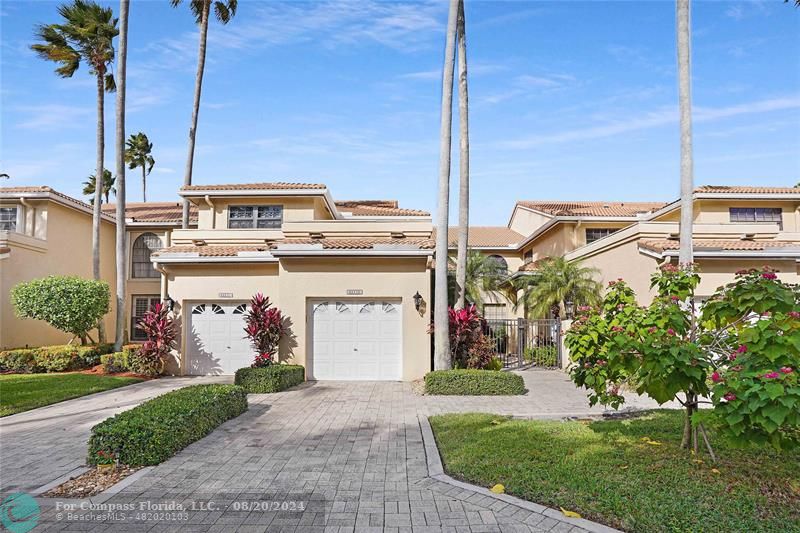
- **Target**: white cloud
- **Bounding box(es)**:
[398,61,508,81]
[154,167,176,174]
[481,73,576,105]
[495,96,800,150]
[12,104,93,130]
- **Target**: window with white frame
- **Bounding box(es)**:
[488,254,509,273]
[523,250,533,263]
[131,295,160,341]
[729,207,783,229]
[585,228,617,244]
[228,205,283,229]
[132,233,162,278]
[0,207,18,232]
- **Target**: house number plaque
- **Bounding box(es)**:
[346,289,364,295]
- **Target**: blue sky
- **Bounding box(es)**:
[2,0,799,225]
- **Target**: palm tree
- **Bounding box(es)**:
[171,0,237,228]
[454,0,470,310]
[83,169,116,204]
[32,0,118,342]
[114,0,130,350]
[514,257,601,319]
[676,0,694,265]
[449,251,510,308]
[434,0,460,370]
[125,132,155,202]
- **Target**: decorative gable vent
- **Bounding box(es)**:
[391,232,405,239]
[309,232,324,239]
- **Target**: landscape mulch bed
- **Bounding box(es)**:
[43,466,141,498]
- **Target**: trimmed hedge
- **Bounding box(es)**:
[234,365,305,393]
[424,369,526,396]
[87,384,248,466]
[100,344,140,374]
[0,344,114,373]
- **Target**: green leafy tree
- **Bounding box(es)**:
[31,0,118,343]
[566,265,800,453]
[11,276,110,344]
[82,169,116,204]
[170,0,237,228]
[514,257,601,318]
[448,250,510,308]
[124,132,155,202]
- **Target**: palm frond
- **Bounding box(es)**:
[514,256,602,318]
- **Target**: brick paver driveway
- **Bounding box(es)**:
[29,372,647,532]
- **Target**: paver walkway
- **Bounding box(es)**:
[25,374,651,532]
[0,375,229,493]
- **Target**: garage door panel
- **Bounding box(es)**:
[186,302,251,375]
[310,299,402,381]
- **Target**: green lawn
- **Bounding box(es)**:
[430,411,800,533]
[0,373,144,416]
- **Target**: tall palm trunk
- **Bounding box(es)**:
[182,0,210,228]
[94,70,106,343]
[677,0,694,265]
[114,0,130,350]
[142,166,147,202]
[434,0,459,370]
[455,0,470,310]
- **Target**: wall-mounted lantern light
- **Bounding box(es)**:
[165,296,176,312]
[413,291,423,312]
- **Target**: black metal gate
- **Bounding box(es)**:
[483,319,562,369]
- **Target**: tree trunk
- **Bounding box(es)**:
[454,0,470,311]
[94,71,106,343]
[434,0,459,370]
[182,0,210,229]
[681,391,695,449]
[676,0,694,265]
[142,166,147,203]
[114,0,130,351]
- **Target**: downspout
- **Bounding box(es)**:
[204,195,214,229]
[19,197,33,236]
[154,261,169,301]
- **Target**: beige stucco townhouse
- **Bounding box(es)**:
[149,182,434,380]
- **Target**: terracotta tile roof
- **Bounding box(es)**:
[434,226,525,247]
[280,237,435,250]
[0,246,10,255]
[517,257,549,272]
[695,185,800,194]
[335,200,429,217]
[1,185,110,215]
[181,182,326,191]
[153,245,272,257]
[517,200,666,217]
[639,239,800,253]
[102,202,198,224]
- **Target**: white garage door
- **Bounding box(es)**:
[311,300,402,380]
[186,302,252,375]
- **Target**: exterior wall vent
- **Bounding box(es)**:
[191,239,207,246]
[309,232,324,239]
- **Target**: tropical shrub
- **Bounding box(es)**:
[134,303,175,376]
[101,352,129,373]
[0,344,114,373]
[449,305,495,369]
[566,264,800,450]
[524,345,558,367]
[11,276,110,343]
[234,364,305,393]
[513,256,601,318]
[243,293,287,367]
[425,369,526,395]
[87,384,247,466]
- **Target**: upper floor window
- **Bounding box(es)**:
[523,250,533,263]
[132,233,162,278]
[488,254,509,273]
[0,207,18,232]
[228,205,283,229]
[586,228,616,244]
[730,208,782,228]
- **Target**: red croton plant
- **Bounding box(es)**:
[448,305,495,369]
[566,264,800,454]
[243,293,287,368]
[136,302,176,376]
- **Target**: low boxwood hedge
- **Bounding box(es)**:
[0,344,114,373]
[87,384,247,466]
[100,344,140,374]
[424,369,526,395]
[234,365,305,393]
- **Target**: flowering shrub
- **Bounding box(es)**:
[566,265,800,450]
[243,293,287,368]
[134,302,175,376]
[448,305,494,369]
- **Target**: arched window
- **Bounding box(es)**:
[132,233,162,278]
[488,254,508,273]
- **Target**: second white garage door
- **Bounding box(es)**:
[310,299,402,380]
